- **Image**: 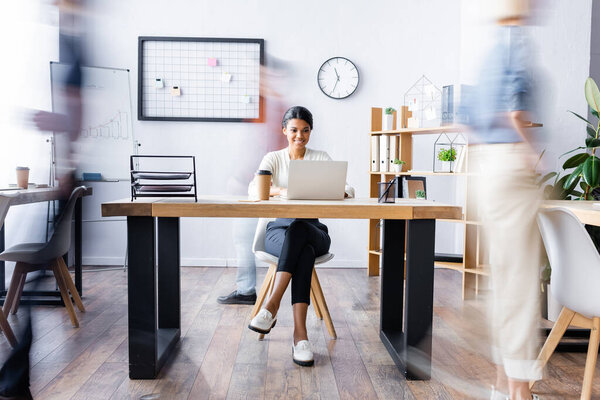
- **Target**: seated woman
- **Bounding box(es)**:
[248,106,354,366]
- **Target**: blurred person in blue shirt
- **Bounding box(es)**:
[466,1,543,399]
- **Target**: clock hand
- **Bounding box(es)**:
[334,68,340,80]
[332,79,339,93]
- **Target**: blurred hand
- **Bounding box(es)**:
[32,111,70,132]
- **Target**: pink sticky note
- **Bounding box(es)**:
[207,57,217,67]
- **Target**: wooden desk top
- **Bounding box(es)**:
[0,187,93,206]
[543,200,600,226]
[101,196,462,220]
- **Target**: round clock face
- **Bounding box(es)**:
[317,57,359,99]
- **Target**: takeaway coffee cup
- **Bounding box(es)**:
[255,170,272,200]
[16,166,30,189]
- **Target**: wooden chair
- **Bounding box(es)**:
[250,218,336,340]
[535,208,600,400]
[0,187,86,328]
[0,193,19,347]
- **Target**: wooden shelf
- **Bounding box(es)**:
[434,261,464,272]
[370,125,462,135]
[369,171,466,176]
[464,265,490,276]
[370,122,541,136]
[368,250,382,256]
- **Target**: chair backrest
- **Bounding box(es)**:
[537,207,600,317]
[43,186,86,259]
[0,193,19,231]
[252,218,276,254]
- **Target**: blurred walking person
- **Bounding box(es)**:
[467,1,543,399]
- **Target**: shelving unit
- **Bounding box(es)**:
[368,107,486,299]
[368,107,542,299]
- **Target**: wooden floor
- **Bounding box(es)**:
[1,266,599,399]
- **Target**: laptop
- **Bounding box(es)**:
[286,160,348,200]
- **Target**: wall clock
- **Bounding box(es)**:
[317,57,359,99]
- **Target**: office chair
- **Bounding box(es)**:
[0,193,19,346]
[250,218,336,340]
[534,207,600,400]
[0,187,86,328]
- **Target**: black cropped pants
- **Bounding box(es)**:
[264,219,331,305]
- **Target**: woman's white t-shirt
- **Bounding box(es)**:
[248,147,355,198]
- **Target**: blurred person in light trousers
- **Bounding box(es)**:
[467,1,543,399]
[218,57,290,305]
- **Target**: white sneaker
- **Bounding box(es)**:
[248,309,277,334]
[292,340,314,367]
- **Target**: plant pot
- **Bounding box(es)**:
[391,163,402,173]
[383,114,394,131]
[438,160,452,173]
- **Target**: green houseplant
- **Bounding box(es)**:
[383,107,396,130]
[438,147,457,162]
[542,78,600,201]
[415,189,426,199]
[392,158,406,173]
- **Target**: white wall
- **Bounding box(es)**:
[0,1,58,250]
[7,0,587,268]
[82,0,464,267]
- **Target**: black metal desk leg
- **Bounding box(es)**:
[127,216,181,379]
[74,197,82,295]
[404,219,436,380]
[127,216,158,379]
[157,217,181,353]
[379,219,436,381]
[379,220,407,373]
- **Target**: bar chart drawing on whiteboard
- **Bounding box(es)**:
[80,111,131,140]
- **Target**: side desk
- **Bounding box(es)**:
[102,196,462,380]
[0,187,93,305]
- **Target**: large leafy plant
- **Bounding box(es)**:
[542,77,600,200]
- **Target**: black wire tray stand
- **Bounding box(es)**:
[130,155,197,202]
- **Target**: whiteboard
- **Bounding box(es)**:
[50,62,136,181]
[138,37,264,122]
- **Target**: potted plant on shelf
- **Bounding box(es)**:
[415,190,426,200]
[437,147,456,172]
[384,107,395,130]
[391,158,406,173]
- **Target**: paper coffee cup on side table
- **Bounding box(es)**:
[255,170,272,200]
[16,167,30,189]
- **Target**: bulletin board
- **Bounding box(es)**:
[138,36,264,122]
